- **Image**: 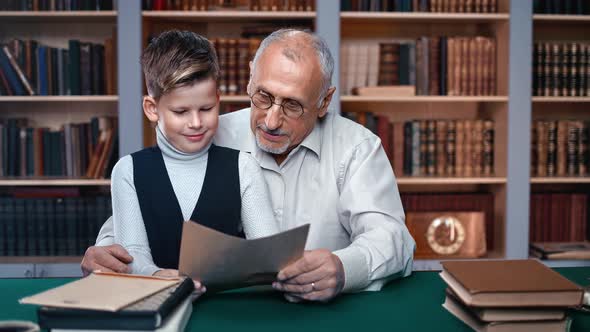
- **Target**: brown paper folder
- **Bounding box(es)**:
[19,272,181,312]
[440,260,583,308]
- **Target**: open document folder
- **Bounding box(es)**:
[179,221,309,291]
[19,272,181,311]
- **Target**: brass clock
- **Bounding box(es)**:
[425,216,466,255]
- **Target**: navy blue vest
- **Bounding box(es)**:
[131,144,242,269]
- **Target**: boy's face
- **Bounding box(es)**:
[143,78,220,154]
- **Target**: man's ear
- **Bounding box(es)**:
[143,96,159,123]
[318,86,336,118]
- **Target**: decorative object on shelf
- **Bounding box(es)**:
[406,211,486,258]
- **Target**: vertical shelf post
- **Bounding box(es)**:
[315,0,340,114]
[506,0,533,259]
[117,0,143,155]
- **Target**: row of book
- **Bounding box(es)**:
[531,120,589,177]
[0,38,117,96]
[0,116,118,179]
[529,193,588,243]
[534,0,590,15]
[142,0,314,11]
[0,0,115,11]
[533,42,590,97]
[0,195,111,257]
[212,37,261,96]
[344,113,495,177]
[341,36,497,96]
[341,0,498,12]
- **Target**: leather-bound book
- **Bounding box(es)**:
[440,259,583,307]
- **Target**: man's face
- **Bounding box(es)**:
[248,44,331,162]
[143,78,220,154]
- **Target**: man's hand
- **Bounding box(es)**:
[272,249,345,302]
[80,244,133,276]
[153,269,207,297]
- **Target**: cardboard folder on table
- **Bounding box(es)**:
[179,221,309,291]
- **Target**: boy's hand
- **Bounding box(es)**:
[153,269,207,295]
[81,244,133,276]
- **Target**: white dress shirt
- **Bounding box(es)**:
[97,108,415,292]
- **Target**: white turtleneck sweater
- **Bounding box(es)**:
[111,126,279,276]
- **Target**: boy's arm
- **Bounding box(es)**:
[110,155,161,276]
[238,152,280,239]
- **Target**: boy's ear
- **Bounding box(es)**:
[143,96,159,123]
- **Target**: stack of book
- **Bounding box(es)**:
[440,259,583,332]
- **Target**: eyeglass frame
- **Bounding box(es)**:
[248,90,309,120]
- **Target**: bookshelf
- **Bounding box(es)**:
[0,3,120,277]
[1,1,588,277]
[528,2,590,259]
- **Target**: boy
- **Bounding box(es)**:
[111,30,279,293]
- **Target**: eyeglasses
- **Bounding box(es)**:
[249,91,305,119]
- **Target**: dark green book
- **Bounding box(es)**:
[35,199,48,256]
[25,199,37,256]
[14,199,26,256]
[68,40,81,95]
[4,198,16,256]
[64,197,77,256]
[46,198,56,256]
[54,198,67,256]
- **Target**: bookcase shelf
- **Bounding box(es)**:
[532,97,590,103]
[0,179,110,186]
[220,95,250,103]
[341,12,509,23]
[397,177,507,185]
[530,177,590,184]
[340,96,509,103]
[533,14,590,22]
[142,10,315,21]
[0,96,119,103]
[0,11,117,23]
[0,256,81,264]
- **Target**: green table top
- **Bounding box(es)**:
[1,268,589,332]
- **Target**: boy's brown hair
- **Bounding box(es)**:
[141,30,219,99]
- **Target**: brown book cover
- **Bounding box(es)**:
[443,292,570,332]
[463,120,473,177]
[445,120,456,176]
[378,43,400,86]
[440,259,583,307]
[215,38,228,95]
[446,37,455,95]
[426,120,436,175]
[430,0,439,12]
[445,288,566,322]
[419,121,428,175]
[468,38,477,96]
[226,39,238,95]
[547,121,557,176]
[472,120,483,176]
[536,121,547,177]
[552,43,561,97]
[435,120,447,176]
[562,43,571,97]
[530,123,537,176]
[459,38,468,95]
[566,121,578,176]
[556,120,567,176]
[543,43,552,97]
[486,38,496,95]
[482,120,494,176]
[531,242,590,260]
[475,37,485,96]
[455,120,464,176]
[428,37,440,96]
[376,115,393,162]
[570,43,579,97]
[392,122,404,177]
[578,121,587,176]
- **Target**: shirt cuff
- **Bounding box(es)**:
[333,246,370,293]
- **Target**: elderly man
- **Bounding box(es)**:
[82,29,415,302]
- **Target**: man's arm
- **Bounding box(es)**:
[274,136,415,301]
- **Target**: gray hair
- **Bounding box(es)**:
[250,28,334,108]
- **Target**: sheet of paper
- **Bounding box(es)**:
[178,221,309,291]
[19,272,180,311]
